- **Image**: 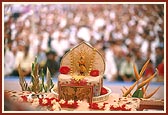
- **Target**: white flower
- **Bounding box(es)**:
[112,102,119,108]
[77,100,82,105]
[43,94,47,98]
[27,97,33,102]
[42,98,48,104]
[59,99,66,104]
[38,95,42,98]
[98,103,104,109]
[68,100,74,105]
[124,104,132,110]
[104,104,110,111]
[51,99,57,104]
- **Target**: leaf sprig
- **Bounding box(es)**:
[122,59,160,99]
[18,56,54,93]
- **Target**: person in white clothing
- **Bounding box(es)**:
[104,42,117,81]
[119,53,136,82]
[4,40,16,76]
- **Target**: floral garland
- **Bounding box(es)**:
[19,95,134,111]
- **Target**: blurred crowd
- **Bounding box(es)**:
[4,4,164,82]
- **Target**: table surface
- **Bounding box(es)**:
[3,76,165,100]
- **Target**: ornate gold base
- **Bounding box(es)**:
[51,86,112,103]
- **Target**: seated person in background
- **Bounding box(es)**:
[4,39,16,76]
[119,53,136,82]
[12,44,34,76]
[43,50,60,77]
[143,60,155,81]
[157,59,164,82]
[36,45,47,67]
[134,48,146,73]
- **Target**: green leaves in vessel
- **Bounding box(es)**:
[132,89,143,98]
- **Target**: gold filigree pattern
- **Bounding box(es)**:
[59,85,93,103]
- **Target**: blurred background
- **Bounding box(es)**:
[3,4,164,83]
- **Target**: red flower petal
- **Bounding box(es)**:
[21,96,27,102]
[89,103,99,109]
[101,87,108,95]
[59,66,70,74]
[90,70,99,77]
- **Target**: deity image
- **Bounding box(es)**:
[78,52,87,76]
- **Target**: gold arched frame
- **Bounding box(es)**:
[60,42,105,76]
